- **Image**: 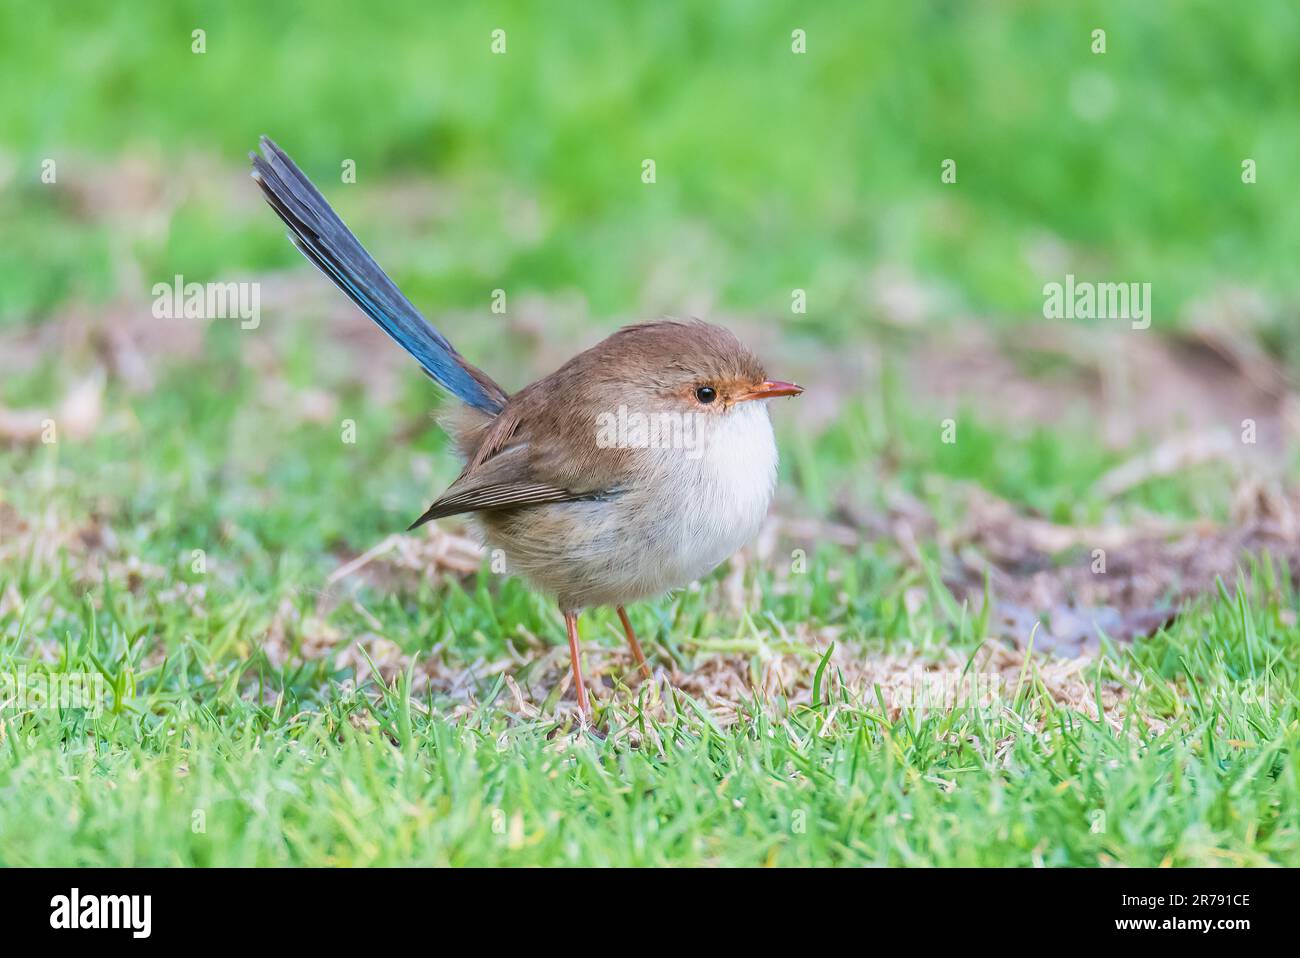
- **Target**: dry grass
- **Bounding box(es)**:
[280,614,1156,737]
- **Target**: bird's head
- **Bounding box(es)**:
[595,320,802,414]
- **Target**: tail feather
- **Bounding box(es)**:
[250,136,507,415]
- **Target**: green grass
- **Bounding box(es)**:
[1,567,1296,866]
[1,358,1296,865]
[1,1,1298,866]
[3,1,1300,342]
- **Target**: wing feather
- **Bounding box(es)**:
[407,443,614,529]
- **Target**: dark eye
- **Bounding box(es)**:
[695,386,717,404]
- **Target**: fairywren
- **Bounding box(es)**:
[250,137,802,719]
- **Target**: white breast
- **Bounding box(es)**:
[644,400,778,591]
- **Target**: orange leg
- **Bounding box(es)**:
[617,606,652,680]
[563,610,590,720]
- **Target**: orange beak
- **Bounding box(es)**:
[737,380,804,402]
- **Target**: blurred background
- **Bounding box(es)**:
[4,0,1300,869]
[1,0,1299,640]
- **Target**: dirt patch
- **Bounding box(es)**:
[838,480,1300,656]
[906,313,1295,455]
[0,375,104,444]
[321,623,1157,736]
[949,480,1300,654]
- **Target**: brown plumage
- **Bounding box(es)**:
[416,320,768,524]
[252,138,803,722]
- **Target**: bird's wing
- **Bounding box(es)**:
[410,361,636,530]
[407,443,616,529]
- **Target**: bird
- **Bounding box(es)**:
[249,136,802,721]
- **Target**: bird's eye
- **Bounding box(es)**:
[695,386,717,404]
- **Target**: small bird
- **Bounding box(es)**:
[250,137,802,719]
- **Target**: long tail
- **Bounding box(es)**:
[250,136,507,415]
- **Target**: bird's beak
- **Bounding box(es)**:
[737,380,804,402]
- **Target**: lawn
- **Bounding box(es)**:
[0,1,1297,866]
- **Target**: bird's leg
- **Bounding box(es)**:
[563,610,590,720]
[616,606,652,680]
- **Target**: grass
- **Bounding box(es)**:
[1,1,1299,866]
[3,2,1300,340]
[1,571,1296,866]
[1,361,1296,865]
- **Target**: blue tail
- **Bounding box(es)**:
[250,137,507,415]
